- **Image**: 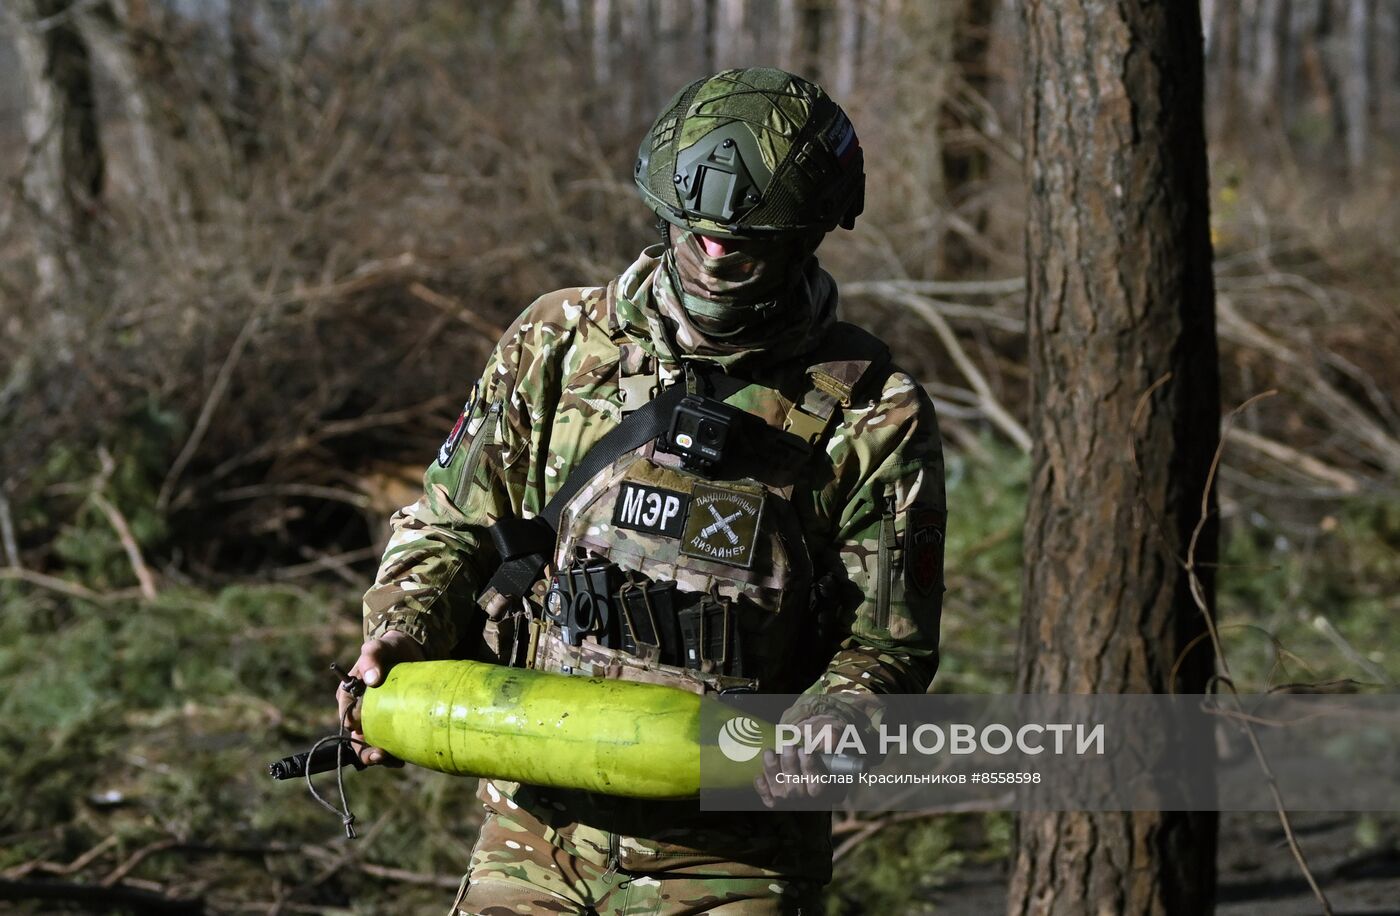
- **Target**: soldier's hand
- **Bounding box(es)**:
[335,629,426,767]
[753,714,852,809]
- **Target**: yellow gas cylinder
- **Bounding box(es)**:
[360,660,769,799]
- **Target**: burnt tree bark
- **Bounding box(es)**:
[1011,1,1221,914]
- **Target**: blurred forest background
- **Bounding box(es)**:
[0,1,1397,913]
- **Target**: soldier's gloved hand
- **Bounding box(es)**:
[335,629,425,767]
[753,714,852,809]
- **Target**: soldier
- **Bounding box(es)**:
[337,68,945,915]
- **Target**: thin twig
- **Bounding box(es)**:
[1310,614,1392,685]
[157,301,267,511]
[1137,386,1336,916]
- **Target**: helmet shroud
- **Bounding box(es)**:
[634,68,865,240]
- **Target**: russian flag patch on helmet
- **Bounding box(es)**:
[826,114,860,167]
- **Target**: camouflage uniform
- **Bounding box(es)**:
[362,67,944,915]
[362,246,945,915]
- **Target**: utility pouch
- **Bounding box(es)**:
[617,577,684,666]
[678,594,743,677]
[544,559,623,647]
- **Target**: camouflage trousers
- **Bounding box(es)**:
[451,812,822,915]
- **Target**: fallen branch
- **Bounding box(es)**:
[1218,297,1400,476]
[883,287,1031,452]
[272,252,422,309]
[101,838,180,886]
[0,567,133,603]
[0,876,202,914]
[1224,427,1363,494]
[844,280,1026,331]
[356,861,461,889]
[2,835,118,880]
[91,492,158,601]
[213,483,371,510]
[407,281,507,340]
[271,546,381,583]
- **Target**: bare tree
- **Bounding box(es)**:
[1380,0,1400,137]
[715,0,748,70]
[591,0,613,88]
[226,0,262,164]
[73,0,174,226]
[1342,0,1372,170]
[7,0,105,304]
[1011,0,1221,912]
[832,0,860,98]
[1251,0,1290,128]
[775,0,799,73]
[1206,0,1241,140]
[694,0,716,74]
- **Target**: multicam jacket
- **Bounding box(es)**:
[362,247,945,881]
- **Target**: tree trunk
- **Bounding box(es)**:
[714,0,746,71]
[831,0,860,98]
[7,0,105,304]
[1011,0,1221,913]
[226,0,262,164]
[1379,0,1400,138]
[695,0,715,75]
[1342,0,1372,171]
[1206,0,1240,142]
[1251,0,1288,128]
[775,0,798,73]
[592,0,612,87]
[939,0,995,275]
[74,0,174,223]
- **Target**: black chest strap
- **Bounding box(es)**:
[486,383,688,598]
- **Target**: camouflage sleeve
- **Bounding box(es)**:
[802,369,946,710]
[360,306,541,657]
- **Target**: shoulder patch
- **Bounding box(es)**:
[438,383,478,467]
[906,507,946,596]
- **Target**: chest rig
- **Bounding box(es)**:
[484,285,888,696]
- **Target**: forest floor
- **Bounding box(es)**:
[4,441,1397,914]
[930,811,1400,916]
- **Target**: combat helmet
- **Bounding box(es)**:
[634,68,865,240]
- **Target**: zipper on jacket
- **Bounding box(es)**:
[456,399,502,498]
[875,495,898,629]
[604,830,620,877]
